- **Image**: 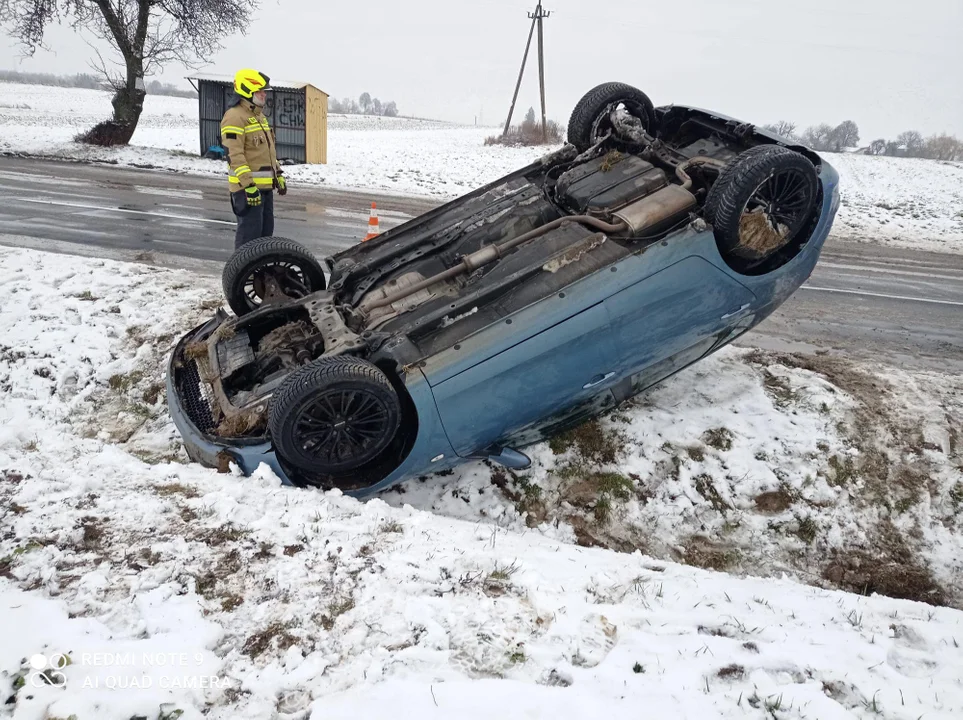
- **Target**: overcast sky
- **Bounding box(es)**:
[2,0,960,140]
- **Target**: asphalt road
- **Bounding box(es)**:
[0,156,438,272]
[1,156,960,373]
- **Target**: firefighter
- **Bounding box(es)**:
[220,69,288,249]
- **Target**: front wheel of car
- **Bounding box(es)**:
[221,237,327,317]
[567,82,656,152]
[268,355,401,476]
[704,145,819,268]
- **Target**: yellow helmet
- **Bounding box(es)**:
[234,69,270,99]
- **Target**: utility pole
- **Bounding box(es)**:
[502,2,549,138]
[503,11,537,136]
[533,2,550,143]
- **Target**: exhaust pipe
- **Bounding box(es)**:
[364,215,628,312]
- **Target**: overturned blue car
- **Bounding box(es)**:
[167,82,840,496]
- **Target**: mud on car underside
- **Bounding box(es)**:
[168,81,834,492]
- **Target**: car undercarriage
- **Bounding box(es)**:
[169,82,832,490]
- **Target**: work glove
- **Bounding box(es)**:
[245,186,262,207]
[276,175,288,196]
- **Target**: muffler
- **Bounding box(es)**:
[613,184,697,235]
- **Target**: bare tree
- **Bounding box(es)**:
[372,97,383,116]
[359,92,372,114]
[800,123,835,152]
[383,101,398,118]
[762,120,798,140]
[923,134,963,161]
[896,130,925,157]
[829,120,859,152]
[867,139,886,156]
[1,0,250,145]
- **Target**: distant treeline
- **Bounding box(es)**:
[763,119,963,161]
[329,92,399,117]
[0,70,197,99]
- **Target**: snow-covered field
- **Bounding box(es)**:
[2,248,962,719]
[2,83,962,253]
[827,153,963,253]
[0,83,549,199]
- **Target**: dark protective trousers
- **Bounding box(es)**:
[231,189,275,249]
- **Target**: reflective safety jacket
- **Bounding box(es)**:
[220,98,281,192]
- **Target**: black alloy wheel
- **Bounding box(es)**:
[294,387,393,466]
[705,145,819,265]
[269,356,401,475]
[742,166,816,244]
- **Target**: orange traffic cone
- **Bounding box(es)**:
[363,202,380,241]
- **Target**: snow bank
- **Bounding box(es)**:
[0,247,961,718]
[2,83,961,252]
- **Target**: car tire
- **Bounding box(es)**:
[567,82,656,152]
[701,151,749,226]
[705,145,819,265]
[221,237,327,317]
[268,355,401,476]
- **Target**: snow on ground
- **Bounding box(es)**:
[0,83,552,199]
[829,153,963,254]
[383,350,963,608]
[1,247,962,719]
[2,83,962,252]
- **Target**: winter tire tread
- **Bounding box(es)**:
[221,236,326,317]
[567,82,656,152]
[706,145,818,263]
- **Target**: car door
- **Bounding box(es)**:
[428,303,620,457]
[603,256,756,397]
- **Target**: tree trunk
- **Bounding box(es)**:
[81,60,146,147]
[110,58,147,145]
[110,91,145,144]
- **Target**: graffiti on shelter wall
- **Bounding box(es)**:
[268,94,306,128]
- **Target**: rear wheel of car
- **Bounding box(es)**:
[567,82,656,152]
[701,153,744,226]
[222,237,327,317]
[704,145,819,267]
[268,355,401,476]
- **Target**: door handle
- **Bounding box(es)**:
[583,372,616,389]
[721,303,751,320]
